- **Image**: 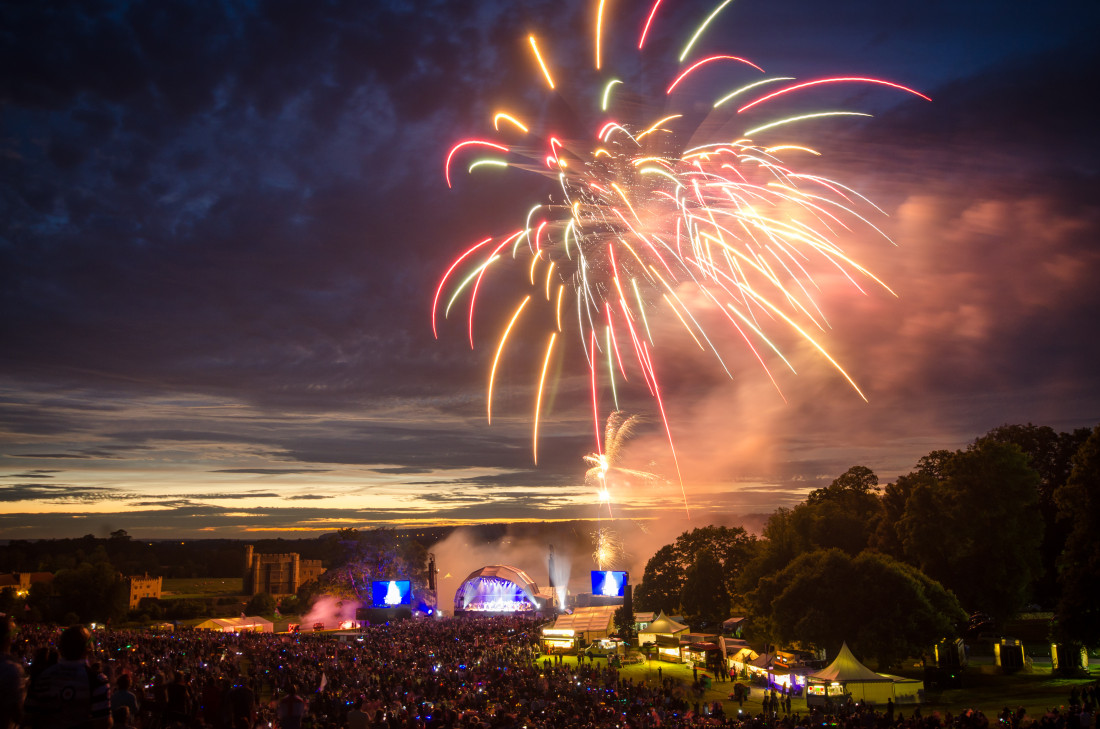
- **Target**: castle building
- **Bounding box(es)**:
[126,574,163,609]
[0,572,54,596]
[243,545,325,596]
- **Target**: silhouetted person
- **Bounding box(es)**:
[165,671,194,725]
[24,625,110,729]
[276,684,307,729]
[347,697,370,729]
[227,678,257,729]
[113,674,140,721]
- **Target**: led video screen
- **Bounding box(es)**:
[591,570,628,597]
[371,579,412,607]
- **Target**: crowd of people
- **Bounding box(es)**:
[1,613,1096,729]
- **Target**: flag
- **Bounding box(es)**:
[317,672,328,693]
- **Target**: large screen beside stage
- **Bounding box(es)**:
[591,570,628,597]
[371,579,412,608]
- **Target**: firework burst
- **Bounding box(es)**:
[591,526,625,571]
[584,411,662,514]
[433,0,929,514]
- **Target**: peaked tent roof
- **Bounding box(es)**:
[809,643,891,683]
[639,610,689,635]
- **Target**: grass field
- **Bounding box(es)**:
[161,577,245,599]
[552,656,1096,719]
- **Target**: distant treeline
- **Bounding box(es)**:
[0,521,597,578]
[0,529,448,578]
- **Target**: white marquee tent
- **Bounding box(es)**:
[195,616,273,633]
[807,643,923,706]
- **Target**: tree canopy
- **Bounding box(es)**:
[316,529,431,608]
[633,526,756,614]
[28,559,129,624]
[1053,425,1100,647]
[746,549,965,668]
[983,423,1092,604]
[739,467,883,590]
[632,544,680,613]
[679,549,730,629]
[245,591,276,615]
[895,439,1042,622]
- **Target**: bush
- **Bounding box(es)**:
[164,599,204,620]
[245,592,276,615]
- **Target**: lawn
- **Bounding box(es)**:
[161,577,245,599]
[552,656,1097,720]
[921,668,1092,716]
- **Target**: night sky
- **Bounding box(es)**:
[2,0,1099,541]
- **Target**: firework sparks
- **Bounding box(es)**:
[583,411,662,514]
[434,0,928,515]
[592,526,625,570]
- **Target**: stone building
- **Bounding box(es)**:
[126,574,163,609]
[0,572,53,595]
[243,545,325,596]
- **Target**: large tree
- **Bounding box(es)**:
[1053,425,1100,648]
[679,549,730,629]
[746,549,965,668]
[871,472,925,558]
[896,439,1042,622]
[799,466,883,556]
[739,467,882,593]
[633,525,757,614]
[672,526,758,602]
[737,508,800,596]
[245,592,276,616]
[632,544,681,613]
[983,423,1092,604]
[38,560,129,624]
[317,529,430,607]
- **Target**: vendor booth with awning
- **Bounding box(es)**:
[653,634,683,663]
[637,611,690,663]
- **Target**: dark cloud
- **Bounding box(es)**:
[211,468,332,475]
[0,484,120,503]
[449,470,579,489]
[11,453,93,460]
[137,492,282,501]
[370,467,434,475]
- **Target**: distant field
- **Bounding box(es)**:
[161,577,245,599]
